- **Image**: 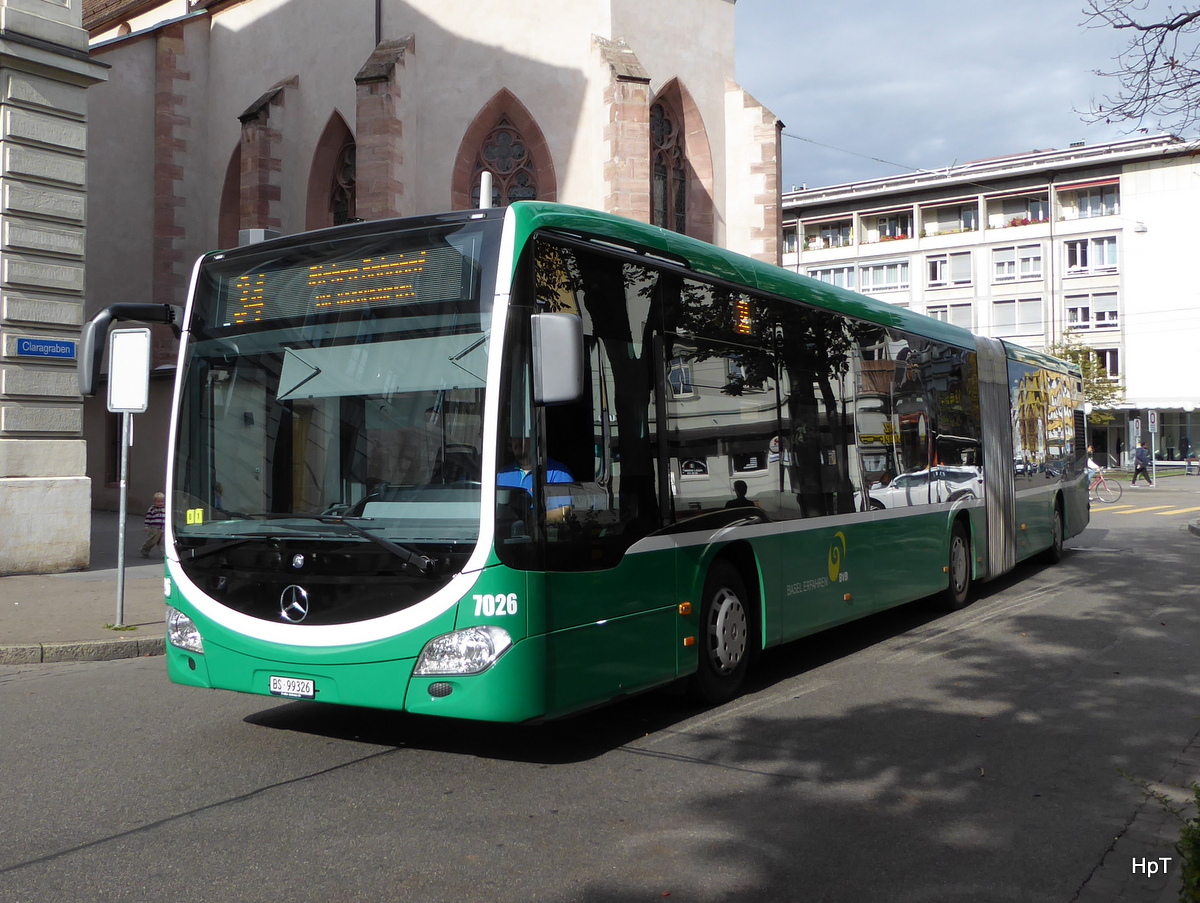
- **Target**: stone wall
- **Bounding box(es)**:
[0,0,107,574]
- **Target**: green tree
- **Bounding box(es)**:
[1046,330,1124,424]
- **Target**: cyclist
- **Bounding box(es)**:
[1086,445,1100,492]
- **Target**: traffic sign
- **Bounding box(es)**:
[1132,417,1141,439]
[1149,410,1158,434]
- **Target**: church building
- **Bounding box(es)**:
[78,0,781,524]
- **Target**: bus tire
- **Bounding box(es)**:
[943,521,972,611]
[690,560,751,704]
[1041,501,1065,564]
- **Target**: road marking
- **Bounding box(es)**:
[1113,505,1174,515]
[1090,505,1136,512]
[1155,506,1200,516]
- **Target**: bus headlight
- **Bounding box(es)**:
[413,626,512,676]
[166,606,204,654]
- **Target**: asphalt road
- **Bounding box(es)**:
[2,487,1199,903]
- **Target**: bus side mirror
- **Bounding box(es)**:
[531,312,583,405]
[77,303,181,396]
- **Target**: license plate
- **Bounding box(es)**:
[269,675,315,699]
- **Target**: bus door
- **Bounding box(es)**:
[524,237,680,716]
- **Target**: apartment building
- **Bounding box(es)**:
[781,135,1199,469]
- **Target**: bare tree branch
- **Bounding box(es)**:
[1083,0,1200,132]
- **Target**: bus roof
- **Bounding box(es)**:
[507,201,1078,377]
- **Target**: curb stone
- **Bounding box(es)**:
[0,636,165,665]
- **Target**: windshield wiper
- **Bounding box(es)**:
[447,332,488,383]
[318,514,440,577]
[277,348,322,400]
[228,513,441,577]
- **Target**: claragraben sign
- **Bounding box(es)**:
[15,337,77,360]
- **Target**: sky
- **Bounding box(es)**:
[734,0,1141,191]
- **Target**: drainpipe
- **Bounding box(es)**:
[1046,173,1057,344]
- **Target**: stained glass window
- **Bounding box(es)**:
[472,118,539,208]
[330,142,356,226]
[650,101,686,233]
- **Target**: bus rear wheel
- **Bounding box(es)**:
[691,560,751,704]
[1041,502,1064,564]
[943,521,972,611]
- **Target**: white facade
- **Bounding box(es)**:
[781,135,1200,468]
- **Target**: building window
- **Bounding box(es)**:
[994,247,1016,282]
[1018,244,1043,279]
[650,100,687,233]
[1060,183,1119,220]
[1096,347,1120,378]
[923,202,978,236]
[782,225,798,254]
[927,251,971,287]
[860,260,909,292]
[668,356,695,397]
[804,219,852,250]
[1066,294,1091,328]
[1091,236,1118,271]
[472,117,539,208]
[807,265,855,289]
[1093,292,1119,328]
[1066,292,1118,329]
[1066,236,1118,274]
[986,191,1050,228]
[1065,239,1089,273]
[992,297,1042,337]
[874,212,913,242]
[927,302,972,328]
[994,244,1043,282]
[1070,292,1113,329]
[329,142,356,225]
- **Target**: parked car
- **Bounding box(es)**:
[867,465,983,509]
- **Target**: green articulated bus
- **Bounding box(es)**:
[85,202,1089,722]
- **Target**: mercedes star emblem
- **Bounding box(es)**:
[279,585,310,623]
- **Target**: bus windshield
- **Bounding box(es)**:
[172,217,500,553]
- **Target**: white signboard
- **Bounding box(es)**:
[107,328,152,413]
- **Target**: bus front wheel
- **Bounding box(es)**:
[943,521,972,611]
[691,560,751,704]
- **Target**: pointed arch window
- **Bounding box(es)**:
[330,142,357,226]
[472,117,539,208]
[650,100,686,233]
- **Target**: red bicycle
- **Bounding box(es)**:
[1089,469,1123,503]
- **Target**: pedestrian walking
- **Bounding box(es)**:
[140,491,166,557]
[1132,441,1154,486]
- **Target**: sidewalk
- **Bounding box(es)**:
[0,510,167,664]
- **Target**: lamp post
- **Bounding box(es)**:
[1083,402,1093,460]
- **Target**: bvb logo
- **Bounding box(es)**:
[828,531,847,582]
